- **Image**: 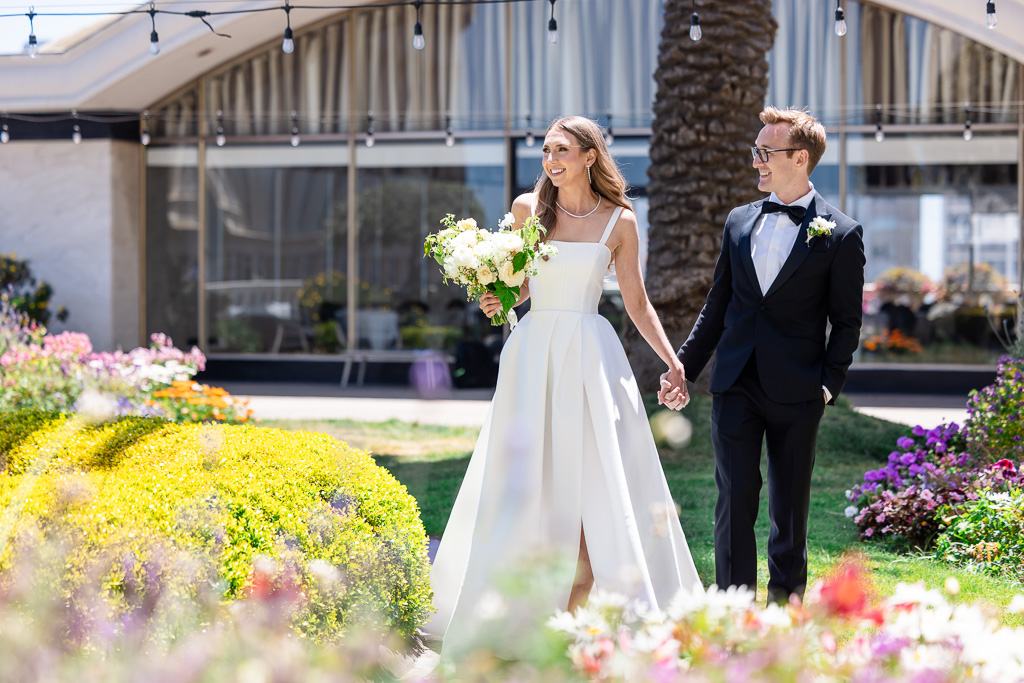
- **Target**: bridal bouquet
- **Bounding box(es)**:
[424,213,556,326]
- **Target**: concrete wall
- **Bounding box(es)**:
[0,139,142,351]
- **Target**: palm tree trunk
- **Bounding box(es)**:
[626,0,777,390]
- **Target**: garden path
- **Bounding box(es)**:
[217,382,970,430]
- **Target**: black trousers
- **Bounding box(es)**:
[710,354,825,603]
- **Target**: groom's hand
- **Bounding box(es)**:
[658,368,689,410]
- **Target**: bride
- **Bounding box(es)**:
[426,116,702,653]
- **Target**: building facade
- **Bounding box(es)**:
[1,0,1021,367]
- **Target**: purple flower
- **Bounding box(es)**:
[912,425,926,437]
[897,436,915,449]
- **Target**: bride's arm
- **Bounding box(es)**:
[479,193,536,317]
[611,210,687,393]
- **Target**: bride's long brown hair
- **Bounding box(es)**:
[533,116,632,240]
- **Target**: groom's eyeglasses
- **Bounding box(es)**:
[751,146,802,163]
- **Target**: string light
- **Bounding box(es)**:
[27,7,37,58]
[281,0,294,53]
[525,114,534,147]
[412,0,424,50]
[141,110,151,145]
[1,116,9,144]
[215,109,226,146]
[834,1,847,37]
[605,114,614,147]
[986,1,997,29]
[444,113,454,147]
[148,2,160,55]
[689,0,701,41]
[547,0,558,45]
[71,110,81,144]
[290,110,300,146]
[963,103,973,141]
[365,111,375,147]
[874,104,885,143]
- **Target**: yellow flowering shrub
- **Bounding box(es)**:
[0,411,432,640]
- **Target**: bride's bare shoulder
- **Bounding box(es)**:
[511,193,538,222]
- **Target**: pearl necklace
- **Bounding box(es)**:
[556,195,602,219]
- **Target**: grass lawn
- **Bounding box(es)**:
[265,395,1024,625]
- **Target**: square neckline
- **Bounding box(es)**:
[545,205,623,249]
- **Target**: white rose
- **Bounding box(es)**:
[497,260,515,284]
[451,230,478,250]
[506,269,526,287]
[498,212,516,230]
[476,266,496,286]
[472,239,496,261]
[494,231,524,252]
[444,259,459,278]
[456,218,478,231]
[452,246,479,269]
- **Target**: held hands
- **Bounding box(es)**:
[479,292,503,319]
[658,365,689,411]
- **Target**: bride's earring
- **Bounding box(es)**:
[587,165,592,185]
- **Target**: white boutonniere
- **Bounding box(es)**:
[806,216,836,245]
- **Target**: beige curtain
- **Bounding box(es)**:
[860,4,1018,124]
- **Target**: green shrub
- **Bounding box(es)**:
[0,253,68,326]
[0,412,432,641]
[964,355,1024,463]
[935,490,1024,581]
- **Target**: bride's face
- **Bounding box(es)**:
[542,129,592,188]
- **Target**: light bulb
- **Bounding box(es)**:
[290,128,300,147]
[874,125,884,143]
[28,34,38,58]
[525,130,535,147]
[216,129,226,147]
[963,122,973,141]
[282,27,294,54]
[445,130,454,147]
[834,6,847,36]
[605,130,614,147]
[365,131,375,147]
[141,131,151,146]
[72,125,82,144]
[413,22,425,50]
[548,22,558,44]
[150,31,160,55]
[689,13,701,41]
[1,125,9,144]
[987,1,998,29]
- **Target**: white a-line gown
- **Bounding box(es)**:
[427,206,701,651]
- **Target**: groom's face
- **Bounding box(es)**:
[753,123,808,199]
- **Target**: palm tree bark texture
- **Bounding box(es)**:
[625,0,777,391]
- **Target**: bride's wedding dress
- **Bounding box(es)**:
[427,206,701,652]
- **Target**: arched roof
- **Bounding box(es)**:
[0,0,1020,112]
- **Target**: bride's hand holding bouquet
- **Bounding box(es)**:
[424,212,556,327]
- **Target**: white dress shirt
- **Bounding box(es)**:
[751,183,815,295]
[750,183,831,402]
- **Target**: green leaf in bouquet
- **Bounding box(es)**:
[512,251,528,273]
[494,283,517,312]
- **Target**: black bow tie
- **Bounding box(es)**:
[762,201,807,224]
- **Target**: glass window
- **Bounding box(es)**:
[847,133,1018,363]
[146,146,200,347]
[204,145,348,353]
[354,139,505,352]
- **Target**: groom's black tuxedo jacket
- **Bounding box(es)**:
[678,192,865,404]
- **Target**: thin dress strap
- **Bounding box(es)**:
[598,206,624,245]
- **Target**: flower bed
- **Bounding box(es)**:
[0,410,432,641]
[548,560,1024,681]
[0,295,250,423]
[847,355,1024,580]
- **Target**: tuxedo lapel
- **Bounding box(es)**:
[764,196,819,298]
[736,204,761,295]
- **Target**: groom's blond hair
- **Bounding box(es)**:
[760,107,827,175]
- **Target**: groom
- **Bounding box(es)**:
[661,107,864,604]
